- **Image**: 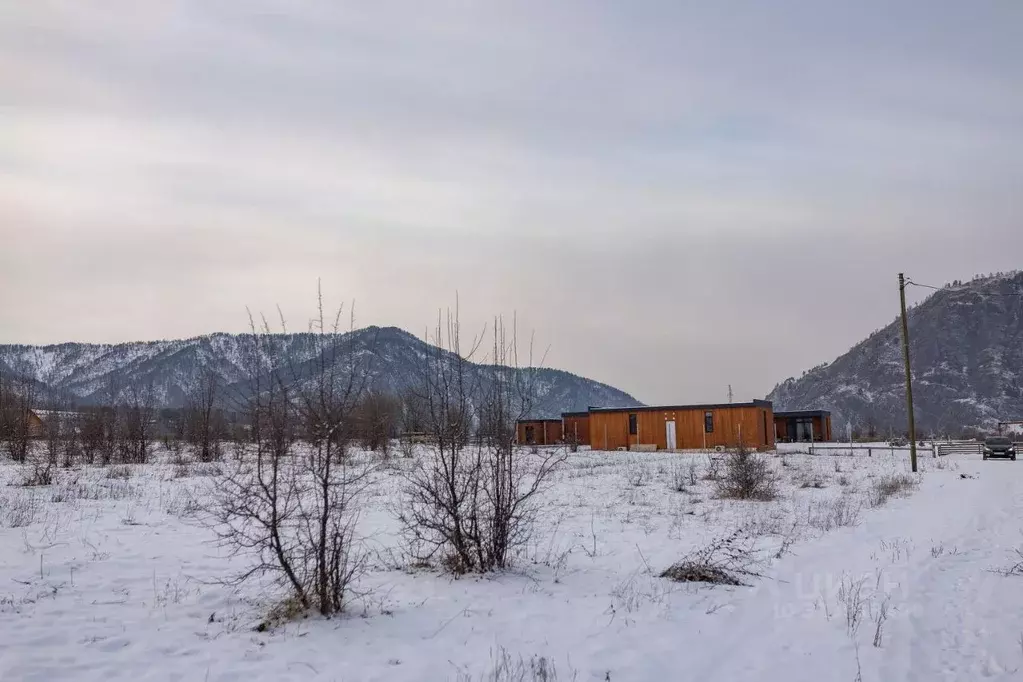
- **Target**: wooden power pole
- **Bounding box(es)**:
[898,273,918,473]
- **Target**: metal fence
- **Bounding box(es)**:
[776,442,937,458]
[935,442,983,457]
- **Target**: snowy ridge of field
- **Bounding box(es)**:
[2,448,1022,681]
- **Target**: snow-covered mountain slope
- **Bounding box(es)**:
[768,272,1023,436]
[0,326,641,415]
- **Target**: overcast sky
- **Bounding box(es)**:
[2,1,1021,404]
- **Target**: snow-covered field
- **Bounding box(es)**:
[2,447,1022,681]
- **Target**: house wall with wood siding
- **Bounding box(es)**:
[588,402,775,451]
[561,412,590,446]
[26,410,45,438]
[516,420,564,445]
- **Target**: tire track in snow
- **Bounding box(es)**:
[881,462,1023,682]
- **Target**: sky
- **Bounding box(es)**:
[2,1,1022,404]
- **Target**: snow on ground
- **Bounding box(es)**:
[1,447,1022,681]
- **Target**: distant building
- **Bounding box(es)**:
[27,409,85,437]
[588,401,775,451]
[774,410,832,442]
[25,409,45,438]
[561,411,591,446]
[516,419,564,446]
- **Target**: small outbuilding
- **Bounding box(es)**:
[774,410,832,443]
[516,419,564,446]
[588,401,775,451]
[561,411,591,446]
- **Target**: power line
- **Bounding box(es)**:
[905,278,1023,296]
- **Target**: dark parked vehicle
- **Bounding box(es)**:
[983,436,1017,461]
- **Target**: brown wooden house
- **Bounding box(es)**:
[26,409,45,438]
[588,401,775,451]
[561,411,591,446]
[774,410,832,442]
[516,419,564,446]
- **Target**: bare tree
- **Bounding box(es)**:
[476,316,564,569]
[184,368,226,462]
[355,392,400,455]
[80,407,105,465]
[97,377,121,465]
[291,294,375,615]
[0,364,38,463]
[400,307,486,572]
[120,383,156,464]
[213,288,373,618]
[400,308,565,573]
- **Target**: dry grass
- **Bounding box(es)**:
[0,488,41,527]
[806,494,862,532]
[457,647,572,682]
[661,529,764,587]
[868,474,918,508]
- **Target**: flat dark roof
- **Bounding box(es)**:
[589,400,772,414]
[517,418,564,423]
[561,411,590,417]
[775,410,832,418]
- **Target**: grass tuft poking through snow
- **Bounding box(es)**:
[868,474,918,508]
[456,647,572,682]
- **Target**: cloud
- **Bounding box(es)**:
[2,1,1021,403]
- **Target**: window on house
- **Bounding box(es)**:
[524,425,535,444]
[628,413,638,435]
[704,411,714,433]
[795,417,815,442]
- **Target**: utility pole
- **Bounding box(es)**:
[898,273,919,473]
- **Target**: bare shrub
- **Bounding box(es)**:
[807,494,862,532]
[397,436,417,459]
[994,548,1023,577]
[868,474,917,508]
[716,447,778,501]
[625,460,650,487]
[660,529,765,586]
[668,460,688,492]
[704,457,722,481]
[0,489,40,527]
[212,289,372,618]
[400,311,564,573]
[19,458,54,487]
[687,460,698,487]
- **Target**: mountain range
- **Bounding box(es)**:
[768,272,1023,436]
[0,326,641,418]
[6,271,1021,437]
